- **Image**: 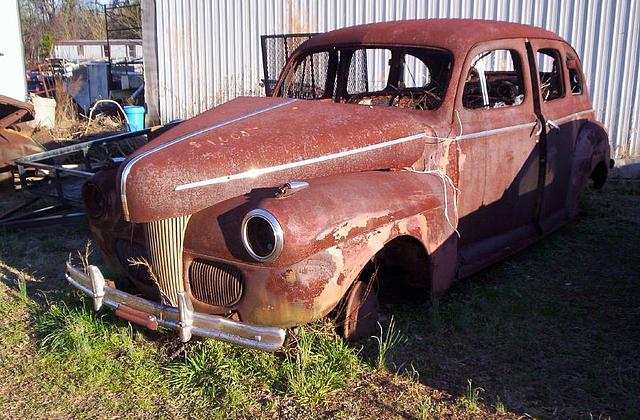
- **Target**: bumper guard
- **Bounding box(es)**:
[65,262,286,351]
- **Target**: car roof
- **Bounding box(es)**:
[300,19,564,54]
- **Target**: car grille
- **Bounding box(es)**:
[143,215,191,306]
[189,259,243,307]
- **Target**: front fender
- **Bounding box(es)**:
[182,170,459,325]
[185,170,455,266]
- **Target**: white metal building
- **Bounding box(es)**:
[0,0,27,101]
[142,0,640,157]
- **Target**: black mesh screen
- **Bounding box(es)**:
[261,33,318,96]
[346,49,369,95]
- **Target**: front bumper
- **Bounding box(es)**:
[64,262,286,351]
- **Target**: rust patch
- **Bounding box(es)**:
[266,274,327,309]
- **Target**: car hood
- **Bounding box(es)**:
[120,96,434,222]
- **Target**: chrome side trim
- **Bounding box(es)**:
[555,109,594,124]
[174,132,428,191]
[65,262,287,351]
[456,121,537,141]
[120,99,297,220]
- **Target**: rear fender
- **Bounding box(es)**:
[567,120,611,214]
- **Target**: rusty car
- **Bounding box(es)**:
[66,19,611,351]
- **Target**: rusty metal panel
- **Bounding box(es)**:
[149,0,639,157]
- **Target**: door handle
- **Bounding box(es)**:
[546,119,560,132]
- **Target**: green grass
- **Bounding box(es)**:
[283,324,361,404]
[0,180,638,418]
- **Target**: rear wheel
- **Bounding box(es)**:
[591,161,608,189]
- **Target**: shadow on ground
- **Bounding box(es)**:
[381,181,640,418]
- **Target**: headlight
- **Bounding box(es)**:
[82,181,108,219]
[241,209,284,263]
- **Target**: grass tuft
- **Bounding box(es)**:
[458,378,484,413]
[16,273,30,305]
[37,299,117,355]
[283,323,361,404]
[417,396,440,419]
[165,339,279,412]
[495,395,507,414]
[372,316,405,370]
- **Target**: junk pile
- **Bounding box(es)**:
[0,95,45,192]
[0,92,175,228]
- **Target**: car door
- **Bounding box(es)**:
[528,39,589,232]
[455,39,541,274]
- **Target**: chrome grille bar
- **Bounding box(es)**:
[143,215,190,306]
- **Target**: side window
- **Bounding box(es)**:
[462,49,525,109]
[401,54,431,88]
[567,56,583,95]
[537,49,565,101]
[346,48,391,94]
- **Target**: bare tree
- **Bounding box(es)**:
[19,0,140,65]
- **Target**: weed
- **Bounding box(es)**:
[458,379,484,413]
[77,241,92,273]
[372,316,405,370]
[16,273,29,305]
[418,396,440,419]
[495,395,506,414]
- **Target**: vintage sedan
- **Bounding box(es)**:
[67,19,611,351]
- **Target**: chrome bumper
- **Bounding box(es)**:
[64,262,286,351]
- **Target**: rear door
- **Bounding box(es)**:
[528,39,590,232]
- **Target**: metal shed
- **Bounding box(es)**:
[142,0,640,158]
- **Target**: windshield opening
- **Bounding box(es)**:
[278,46,453,111]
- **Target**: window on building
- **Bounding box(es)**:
[128,44,136,58]
[77,45,84,57]
[537,49,565,101]
[462,49,525,109]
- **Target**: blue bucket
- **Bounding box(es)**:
[124,105,145,132]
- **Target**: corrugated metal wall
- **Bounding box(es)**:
[148,0,639,157]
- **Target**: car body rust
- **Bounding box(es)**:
[78,19,611,346]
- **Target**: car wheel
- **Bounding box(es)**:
[341,279,380,341]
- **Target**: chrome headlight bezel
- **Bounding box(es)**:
[241,209,284,263]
